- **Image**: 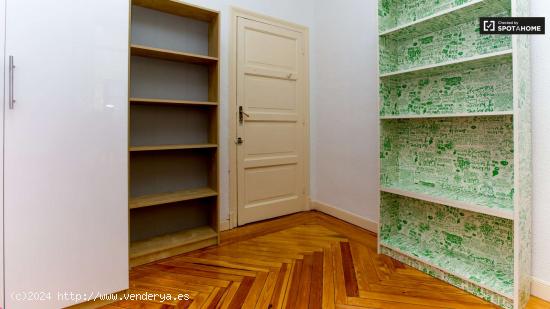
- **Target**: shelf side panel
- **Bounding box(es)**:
[512,0,532,307]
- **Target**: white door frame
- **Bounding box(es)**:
[228,7,310,229]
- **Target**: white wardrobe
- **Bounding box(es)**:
[2,0,129,308]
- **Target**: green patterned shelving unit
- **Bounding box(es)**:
[378,0,531,308]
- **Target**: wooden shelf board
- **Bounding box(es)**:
[380,49,513,78]
[132,0,218,22]
[380,186,514,220]
[130,187,218,209]
[131,44,218,65]
[379,111,514,120]
[130,225,217,263]
[379,0,485,36]
[380,242,513,299]
[129,144,218,152]
[130,97,218,106]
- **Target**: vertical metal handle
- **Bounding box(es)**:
[9,55,15,109]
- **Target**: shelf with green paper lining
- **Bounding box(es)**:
[380,184,513,219]
[379,0,509,37]
[379,51,513,118]
[379,192,514,299]
[380,115,514,219]
[379,49,513,78]
[378,0,531,307]
[379,0,511,76]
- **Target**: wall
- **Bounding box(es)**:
[172,0,316,227]
[311,0,380,222]
[311,0,550,297]
[531,0,550,293]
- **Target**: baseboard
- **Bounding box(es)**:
[532,277,550,302]
[220,218,230,231]
[310,200,378,233]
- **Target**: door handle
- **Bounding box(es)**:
[239,106,249,123]
[9,55,15,109]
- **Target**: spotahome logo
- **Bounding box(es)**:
[480,17,545,34]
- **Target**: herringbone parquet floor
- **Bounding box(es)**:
[102,211,549,309]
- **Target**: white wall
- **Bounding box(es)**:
[174,0,316,225]
[311,0,380,221]
[531,0,550,290]
[311,0,550,292]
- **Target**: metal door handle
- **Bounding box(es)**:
[9,55,15,109]
[239,106,249,123]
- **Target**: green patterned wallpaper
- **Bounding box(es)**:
[378,0,476,32]
[381,116,514,212]
[380,55,513,116]
[380,192,514,298]
[379,0,512,74]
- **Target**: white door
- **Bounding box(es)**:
[4,1,129,308]
[236,17,308,225]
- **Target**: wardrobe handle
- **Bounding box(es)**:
[9,55,15,109]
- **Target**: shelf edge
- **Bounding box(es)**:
[379,49,513,78]
[129,144,218,152]
[129,188,218,209]
[380,186,514,220]
[379,111,514,120]
[129,97,218,106]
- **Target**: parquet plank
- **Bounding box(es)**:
[322,247,336,309]
[241,269,269,307]
[226,276,254,309]
[284,259,303,309]
[295,253,313,308]
[309,251,324,309]
[98,211,548,309]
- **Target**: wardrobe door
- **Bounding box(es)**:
[4,1,129,308]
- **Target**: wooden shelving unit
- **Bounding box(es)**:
[129,0,220,267]
[378,0,531,308]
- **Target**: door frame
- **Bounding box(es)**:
[228,7,310,229]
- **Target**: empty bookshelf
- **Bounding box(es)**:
[129,0,220,267]
[378,0,531,308]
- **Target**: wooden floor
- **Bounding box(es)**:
[103,211,549,309]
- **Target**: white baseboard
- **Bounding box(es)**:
[310,200,378,233]
[220,218,230,232]
[532,277,550,302]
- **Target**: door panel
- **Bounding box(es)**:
[244,75,296,111]
[237,17,307,225]
[4,1,129,308]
